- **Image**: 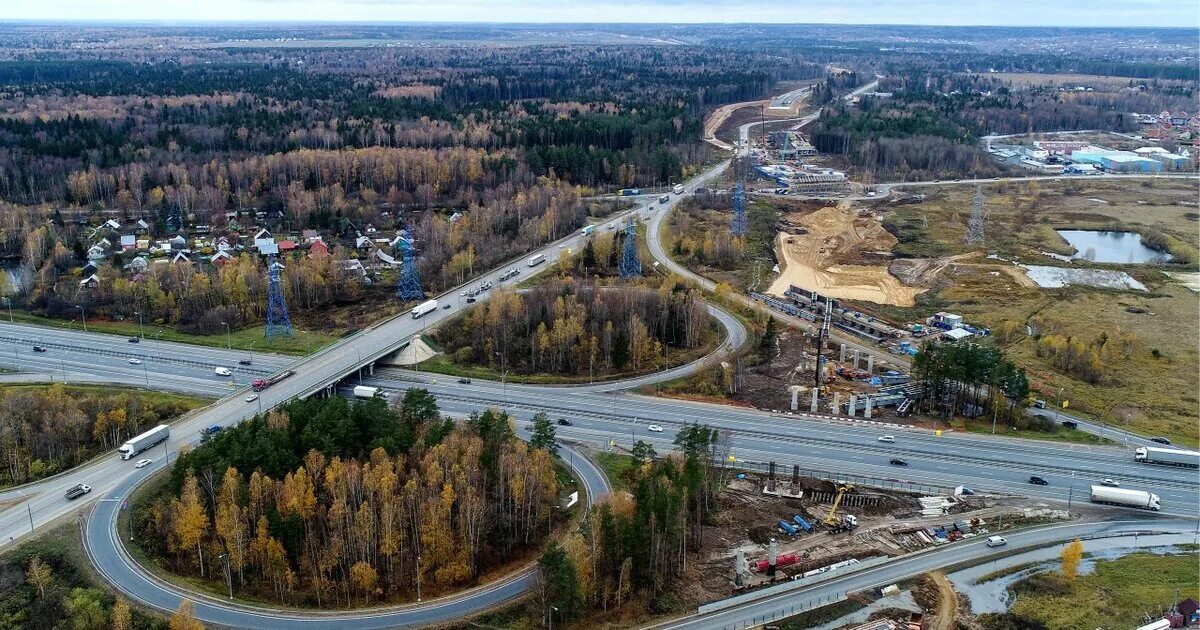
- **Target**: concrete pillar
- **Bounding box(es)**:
[853,349,861,369]
[792,465,801,496]
[864,398,873,419]
[848,395,857,417]
[839,343,847,361]
[790,386,801,411]
[767,539,778,578]
[810,387,819,412]
[369,362,374,376]
[866,354,874,374]
[832,392,842,415]
[768,461,776,492]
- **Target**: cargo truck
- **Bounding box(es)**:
[528,253,546,267]
[1089,486,1160,511]
[412,299,438,319]
[618,188,641,196]
[65,484,91,500]
[1134,446,1200,468]
[353,385,387,399]
[252,370,293,391]
[118,424,169,460]
[672,184,685,195]
[581,225,595,236]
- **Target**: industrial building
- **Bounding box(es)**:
[1099,153,1163,173]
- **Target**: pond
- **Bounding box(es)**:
[1056,230,1172,264]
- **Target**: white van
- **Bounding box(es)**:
[985,536,1007,548]
[214,367,232,377]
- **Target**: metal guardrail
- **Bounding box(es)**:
[726,458,953,496]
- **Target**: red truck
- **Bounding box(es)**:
[252,370,294,392]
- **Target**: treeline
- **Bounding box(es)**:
[435,280,714,377]
[0,384,201,487]
[912,341,1031,428]
[1027,316,1140,385]
[136,392,560,607]
[538,424,729,621]
[4,537,160,630]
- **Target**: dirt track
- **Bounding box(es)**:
[766,205,925,307]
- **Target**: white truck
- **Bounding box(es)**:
[412,299,438,319]
[1089,485,1161,511]
[118,424,169,460]
[672,183,685,195]
[1134,446,1200,468]
[353,385,387,399]
[528,253,546,267]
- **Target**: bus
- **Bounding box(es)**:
[528,253,546,267]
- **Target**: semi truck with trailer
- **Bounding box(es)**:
[252,370,294,391]
[118,424,169,460]
[353,385,387,399]
[1134,446,1200,468]
[412,299,438,319]
[1089,486,1161,511]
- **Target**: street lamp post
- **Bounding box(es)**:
[219,553,233,599]
[1067,470,1076,511]
[76,305,87,332]
[416,555,422,602]
[550,605,558,630]
[3,297,11,323]
[221,321,231,350]
[134,310,145,340]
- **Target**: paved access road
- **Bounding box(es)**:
[84,441,610,629]
[650,518,1197,630]
[360,373,1200,518]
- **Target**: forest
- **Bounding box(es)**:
[134,392,562,608]
[911,340,1032,428]
[432,279,716,379]
[537,424,730,622]
[0,384,204,487]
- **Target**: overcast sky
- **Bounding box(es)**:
[3,0,1197,27]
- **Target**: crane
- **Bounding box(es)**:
[823,484,859,534]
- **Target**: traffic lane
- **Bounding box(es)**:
[656,518,1194,630]
[5,340,266,384]
[4,349,252,396]
[1028,408,1157,447]
[367,377,1195,487]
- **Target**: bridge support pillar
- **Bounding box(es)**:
[864,398,873,419]
[369,362,374,376]
[810,388,819,412]
[848,395,857,417]
[867,354,874,374]
[789,385,802,411]
[839,343,847,361]
[853,349,861,369]
[832,393,841,415]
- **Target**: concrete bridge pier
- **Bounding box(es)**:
[832,392,841,415]
[866,354,874,374]
[864,398,873,419]
[839,343,847,361]
[810,387,819,413]
[848,394,857,417]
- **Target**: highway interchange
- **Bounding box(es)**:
[0,94,1195,627]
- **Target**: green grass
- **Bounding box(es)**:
[959,418,1116,446]
[594,451,636,492]
[4,310,339,355]
[1010,551,1199,629]
[0,383,210,408]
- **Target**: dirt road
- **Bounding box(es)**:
[928,571,959,630]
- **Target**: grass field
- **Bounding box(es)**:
[1009,551,1199,629]
[0,383,210,408]
[872,179,1199,446]
[4,310,340,355]
[594,451,636,492]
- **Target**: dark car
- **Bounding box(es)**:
[557,418,572,426]
[201,425,222,436]
[1029,475,1049,485]
[128,336,140,343]
[889,458,908,466]
[239,359,253,366]
[457,377,471,384]
[466,297,476,303]
[1061,420,1078,429]
[32,346,46,352]
[1150,437,1171,445]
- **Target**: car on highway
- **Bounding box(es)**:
[1100,478,1119,487]
[134,458,153,469]
[889,458,908,466]
[214,366,232,376]
[1150,437,1171,445]
[985,535,1007,547]
[244,394,258,402]
[1062,420,1078,429]
[466,297,476,303]
[32,345,46,352]
[443,303,451,309]
[201,425,222,436]
[128,358,143,365]
[1028,475,1049,485]
[557,418,572,426]
[128,336,140,343]
[877,435,895,443]
[647,424,664,432]
[239,359,252,366]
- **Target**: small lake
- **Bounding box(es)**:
[1056,230,1172,264]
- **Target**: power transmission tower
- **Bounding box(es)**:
[731,181,748,236]
[965,185,985,245]
[619,218,641,278]
[265,256,294,340]
[396,228,425,301]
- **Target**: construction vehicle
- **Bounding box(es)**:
[777,520,799,537]
[823,484,859,534]
[792,515,814,533]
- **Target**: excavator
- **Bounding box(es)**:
[822,484,859,534]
